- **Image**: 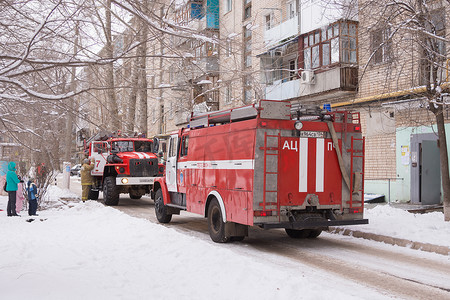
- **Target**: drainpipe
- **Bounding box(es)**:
[296,0,301,34]
[330,82,450,108]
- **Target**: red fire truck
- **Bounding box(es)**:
[152,100,368,242]
[85,131,163,206]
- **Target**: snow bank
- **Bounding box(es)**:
[342,205,450,247]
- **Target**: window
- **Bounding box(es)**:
[244,89,253,104]
[225,85,232,104]
[370,27,391,64]
[301,21,358,70]
[261,52,282,85]
[289,60,296,80]
[169,137,178,158]
[341,23,357,63]
[244,27,252,68]
[111,141,133,153]
[93,142,108,154]
[265,14,272,30]
[419,10,447,84]
[243,0,251,20]
[288,1,296,19]
[226,39,232,57]
[180,136,189,157]
[134,141,153,153]
[225,0,232,13]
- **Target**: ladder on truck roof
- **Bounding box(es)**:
[189,100,291,128]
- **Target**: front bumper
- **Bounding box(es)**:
[256,218,369,229]
[115,177,156,185]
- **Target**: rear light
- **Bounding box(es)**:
[260,121,267,127]
[350,208,362,213]
[254,210,273,217]
[354,125,361,131]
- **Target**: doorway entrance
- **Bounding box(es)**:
[410,133,441,204]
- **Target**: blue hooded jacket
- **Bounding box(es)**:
[6,162,20,192]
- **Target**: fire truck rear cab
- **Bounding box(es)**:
[152,100,368,242]
[86,132,163,206]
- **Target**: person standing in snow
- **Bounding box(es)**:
[27,178,38,216]
[80,158,95,202]
[16,179,25,215]
[6,162,21,217]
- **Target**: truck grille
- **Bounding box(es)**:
[129,158,158,177]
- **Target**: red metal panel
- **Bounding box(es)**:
[226,190,248,224]
[278,136,342,207]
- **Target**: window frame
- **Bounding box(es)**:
[300,20,358,71]
[225,0,232,13]
[243,0,251,20]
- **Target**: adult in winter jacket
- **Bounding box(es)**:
[6,162,21,216]
[27,178,38,216]
[80,158,95,202]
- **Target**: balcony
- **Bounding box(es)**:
[264,17,299,48]
[265,67,358,101]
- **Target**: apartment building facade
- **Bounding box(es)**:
[82,0,449,204]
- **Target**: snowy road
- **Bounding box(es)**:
[65,176,450,299]
[115,196,450,299]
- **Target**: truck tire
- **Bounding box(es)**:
[285,229,311,238]
[103,176,119,206]
[308,229,322,238]
[154,189,172,223]
[207,198,229,243]
[88,190,99,200]
[129,191,142,200]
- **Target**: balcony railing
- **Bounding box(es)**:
[265,67,358,101]
[264,17,299,47]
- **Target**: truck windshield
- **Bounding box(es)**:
[111,141,133,153]
[134,141,153,153]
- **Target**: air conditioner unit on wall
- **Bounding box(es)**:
[300,70,315,84]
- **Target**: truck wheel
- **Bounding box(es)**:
[129,191,142,200]
[285,229,311,238]
[88,190,99,200]
[308,229,322,238]
[154,189,172,223]
[103,176,119,206]
[207,198,229,243]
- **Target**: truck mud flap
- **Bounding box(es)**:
[257,219,368,229]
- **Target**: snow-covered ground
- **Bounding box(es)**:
[0,185,449,299]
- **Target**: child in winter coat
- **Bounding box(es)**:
[27,178,38,216]
[16,180,25,214]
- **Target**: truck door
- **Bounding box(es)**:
[166,134,179,192]
[91,142,109,176]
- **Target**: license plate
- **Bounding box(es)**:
[300,131,326,138]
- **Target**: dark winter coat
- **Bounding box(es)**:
[27,181,38,200]
[6,162,20,192]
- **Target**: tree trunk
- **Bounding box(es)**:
[434,110,450,221]
[105,0,119,130]
[64,26,79,162]
[126,57,139,134]
[137,1,148,135]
